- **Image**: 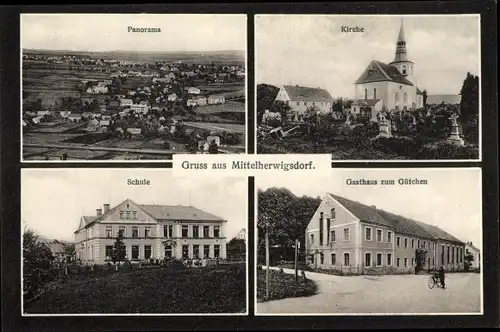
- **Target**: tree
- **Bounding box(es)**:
[111,229,126,265]
[422,89,428,107]
[227,238,246,261]
[62,243,76,263]
[208,139,219,154]
[464,251,474,271]
[459,72,479,121]
[23,228,54,299]
[257,84,280,123]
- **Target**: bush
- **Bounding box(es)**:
[257,269,318,302]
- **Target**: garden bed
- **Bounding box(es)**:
[256,269,318,303]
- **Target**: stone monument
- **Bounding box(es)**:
[345,112,352,125]
[377,117,392,138]
[447,113,465,146]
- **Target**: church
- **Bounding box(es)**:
[351,21,424,121]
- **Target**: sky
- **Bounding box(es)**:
[21,169,247,242]
[256,15,480,98]
[257,168,482,248]
[21,14,246,52]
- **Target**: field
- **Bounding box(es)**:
[195,101,245,114]
[24,264,246,314]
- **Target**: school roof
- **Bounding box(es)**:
[282,85,334,103]
[327,193,464,244]
[355,60,414,86]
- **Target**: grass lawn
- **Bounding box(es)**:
[25,264,246,314]
[257,269,318,303]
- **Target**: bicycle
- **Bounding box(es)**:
[427,272,442,289]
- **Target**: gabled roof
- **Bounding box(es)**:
[355,60,413,86]
[282,85,334,103]
[353,99,382,107]
[327,193,464,244]
[139,205,225,221]
[427,94,461,105]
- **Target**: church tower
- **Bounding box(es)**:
[389,19,416,86]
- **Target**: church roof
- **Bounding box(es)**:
[281,85,334,103]
[355,60,413,86]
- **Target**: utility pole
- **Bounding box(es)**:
[295,239,299,283]
[265,215,270,300]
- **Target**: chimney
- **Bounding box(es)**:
[96,208,102,216]
[103,204,110,214]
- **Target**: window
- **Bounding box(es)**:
[422,241,426,249]
[319,214,324,246]
[132,226,138,238]
[402,65,407,75]
[193,245,200,258]
[396,236,400,247]
[214,226,220,238]
[312,102,315,106]
[365,253,372,267]
[404,238,408,248]
[433,257,435,266]
[397,258,400,267]
[404,93,408,103]
[214,245,220,258]
[377,253,383,266]
[105,246,113,260]
[118,226,125,237]
[395,92,400,103]
[182,245,189,258]
[364,89,367,100]
[411,258,415,266]
[374,88,377,99]
[203,226,210,238]
[126,210,130,219]
[106,226,112,238]
[204,245,210,258]
[452,247,455,263]
[164,245,173,258]
[193,225,199,238]
[343,228,350,241]
[163,225,169,238]
[132,210,137,219]
[145,245,152,259]
[320,253,324,265]
[132,245,139,259]
[326,219,331,244]
[331,230,336,242]
[296,102,299,106]
[441,245,445,264]
[182,225,189,238]
[344,253,350,266]
[427,257,431,267]
[331,208,335,219]
[447,246,450,264]
[365,227,372,241]
[377,229,382,242]
[404,258,408,267]
[310,234,314,244]
[387,253,392,266]
[145,227,151,238]
[387,231,392,243]
[119,210,124,219]
[331,253,336,265]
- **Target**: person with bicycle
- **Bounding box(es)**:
[438,265,446,289]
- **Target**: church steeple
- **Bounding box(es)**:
[393,19,410,63]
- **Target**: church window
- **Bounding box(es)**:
[373,88,377,99]
[364,89,367,100]
[404,93,408,103]
[395,92,400,103]
[402,65,407,75]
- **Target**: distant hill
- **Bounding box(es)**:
[23,49,245,65]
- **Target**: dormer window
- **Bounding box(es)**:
[126,210,130,219]
[119,210,124,219]
[132,210,137,219]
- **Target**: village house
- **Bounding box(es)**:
[207,95,225,105]
[127,127,142,136]
[465,241,481,269]
[37,110,51,117]
[275,85,334,119]
[99,119,111,127]
[60,111,71,118]
[351,21,424,121]
[188,87,201,95]
[68,113,82,123]
[305,193,466,274]
[130,103,150,114]
[120,98,134,107]
[74,199,228,264]
[167,93,178,102]
[87,85,109,94]
[197,96,207,106]
[187,99,198,107]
